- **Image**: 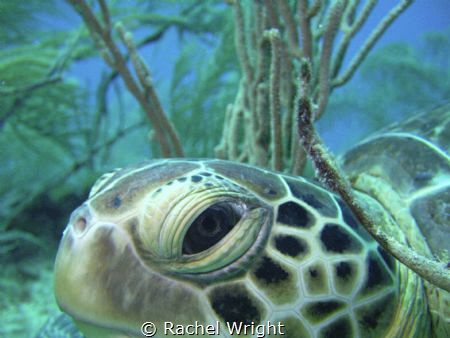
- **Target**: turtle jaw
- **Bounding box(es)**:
[54,206,209,336]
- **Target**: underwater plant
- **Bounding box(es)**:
[68,0,416,173]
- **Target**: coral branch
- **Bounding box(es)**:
[316,0,347,119]
[332,0,377,78]
[278,0,299,51]
[0,76,61,96]
[308,0,323,18]
[265,29,283,171]
[233,0,253,82]
[220,0,411,175]
[333,0,413,87]
[115,23,184,157]
[263,0,280,30]
[298,0,314,60]
[67,0,183,157]
[98,0,110,29]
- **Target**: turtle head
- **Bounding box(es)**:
[55,158,403,337]
[54,160,272,337]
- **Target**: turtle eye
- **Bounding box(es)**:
[182,201,242,255]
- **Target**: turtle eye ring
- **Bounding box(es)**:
[182,201,242,255]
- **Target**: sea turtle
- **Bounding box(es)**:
[43,105,449,337]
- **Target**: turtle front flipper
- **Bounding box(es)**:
[341,103,450,336]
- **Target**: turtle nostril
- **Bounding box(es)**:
[73,217,87,234]
[69,205,92,236]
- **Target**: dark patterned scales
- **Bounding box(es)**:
[301,300,347,324]
[51,104,449,338]
[208,283,265,325]
[277,201,315,228]
[273,234,309,258]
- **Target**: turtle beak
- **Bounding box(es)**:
[54,202,210,336]
[53,203,117,323]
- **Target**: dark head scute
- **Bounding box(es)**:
[253,256,288,284]
[303,262,329,295]
[377,246,396,272]
[207,160,286,200]
[107,194,122,208]
[301,300,346,324]
[358,251,394,298]
[190,175,202,182]
[270,316,310,338]
[208,283,265,325]
[335,261,352,279]
[333,260,359,295]
[285,177,338,218]
[273,234,308,258]
[250,255,298,304]
[277,201,314,228]
[319,316,354,338]
[365,255,389,289]
[320,224,363,254]
[354,292,397,337]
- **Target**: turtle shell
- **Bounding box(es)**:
[341,103,450,258]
